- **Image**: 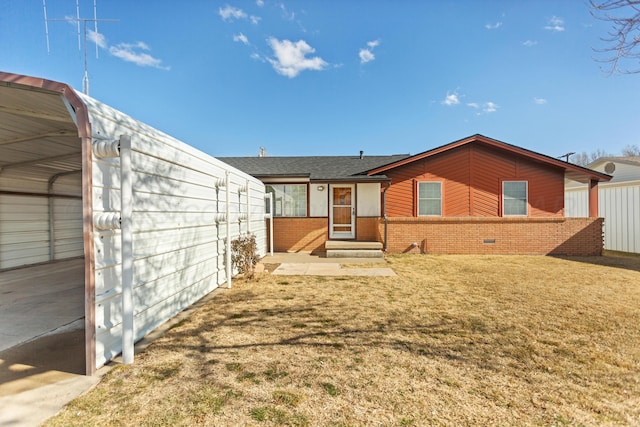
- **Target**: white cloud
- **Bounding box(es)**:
[359,49,375,63]
[534,97,547,105]
[250,15,261,24]
[109,42,170,70]
[522,40,538,47]
[87,29,107,49]
[266,37,328,78]
[219,5,247,21]
[367,39,380,49]
[360,40,380,64]
[483,102,498,113]
[233,33,249,45]
[544,16,565,32]
[442,92,461,106]
[485,21,502,30]
[280,4,295,20]
[467,102,480,109]
[256,0,264,6]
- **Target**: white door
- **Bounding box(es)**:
[330,185,355,239]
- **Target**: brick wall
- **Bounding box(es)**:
[356,217,379,241]
[269,217,605,256]
[268,217,327,253]
[381,217,604,256]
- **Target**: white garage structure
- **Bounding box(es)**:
[565,157,640,254]
[0,73,266,375]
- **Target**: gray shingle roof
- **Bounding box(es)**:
[218,154,411,181]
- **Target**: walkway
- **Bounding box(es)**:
[261,252,396,277]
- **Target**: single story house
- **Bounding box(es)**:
[566,156,640,253]
[221,134,612,256]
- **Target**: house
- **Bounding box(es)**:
[0,72,267,374]
[566,156,640,253]
[222,134,612,256]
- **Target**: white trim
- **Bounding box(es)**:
[417,181,442,216]
[329,184,355,239]
[502,180,528,217]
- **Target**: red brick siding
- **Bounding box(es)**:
[268,217,327,253]
[356,217,380,241]
[380,217,604,256]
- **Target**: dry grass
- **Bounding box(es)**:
[46,255,640,426]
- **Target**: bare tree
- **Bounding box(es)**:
[591,0,640,74]
[621,143,640,155]
[571,149,611,166]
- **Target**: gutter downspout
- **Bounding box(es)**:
[382,180,391,253]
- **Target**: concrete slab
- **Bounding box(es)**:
[0,258,85,352]
[261,252,387,265]
[0,375,99,427]
[273,263,396,277]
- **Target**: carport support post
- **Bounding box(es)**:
[226,171,232,289]
[120,134,134,365]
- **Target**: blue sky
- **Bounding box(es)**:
[1,1,639,159]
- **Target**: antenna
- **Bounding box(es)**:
[43,0,118,95]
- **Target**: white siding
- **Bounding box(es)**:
[310,183,328,217]
[83,94,266,369]
[356,183,380,217]
[564,181,640,253]
[0,195,50,268]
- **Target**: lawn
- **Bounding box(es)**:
[46,255,640,426]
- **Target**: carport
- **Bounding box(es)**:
[0,72,267,375]
[0,76,87,374]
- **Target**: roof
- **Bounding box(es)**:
[589,156,640,168]
[367,134,612,184]
[218,154,410,182]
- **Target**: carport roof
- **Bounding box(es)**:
[0,73,87,194]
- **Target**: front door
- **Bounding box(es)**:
[330,185,355,239]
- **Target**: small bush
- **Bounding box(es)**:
[231,233,259,280]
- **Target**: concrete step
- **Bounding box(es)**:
[325,241,383,251]
[326,249,384,258]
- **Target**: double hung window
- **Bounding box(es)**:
[502,181,528,216]
[417,182,442,216]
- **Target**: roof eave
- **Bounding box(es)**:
[367,134,612,182]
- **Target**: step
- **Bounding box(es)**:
[326,249,384,258]
[325,241,383,251]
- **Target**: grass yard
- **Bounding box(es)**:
[46,255,640,426]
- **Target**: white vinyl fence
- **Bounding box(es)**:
[565,181,640,254]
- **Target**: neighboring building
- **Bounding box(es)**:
[566,156,640,254]
[222,134,612,256]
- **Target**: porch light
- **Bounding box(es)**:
[317,185,325,191]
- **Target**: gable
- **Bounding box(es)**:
[384,143,565,217]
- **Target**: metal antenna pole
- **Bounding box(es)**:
[44,0,117,95]
[43,0,50,53]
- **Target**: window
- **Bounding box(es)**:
[265,184,307,217]
[503,181,528,216]
[417,182,442,216]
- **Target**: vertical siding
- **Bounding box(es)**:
[84,96,266,369]
[384,143,566,218]
[564,182,640,253]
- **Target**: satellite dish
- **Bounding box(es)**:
[604,162,616,174]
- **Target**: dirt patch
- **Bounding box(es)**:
[46,255,640,426]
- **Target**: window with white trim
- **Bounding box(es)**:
[265,184,307,217]
[502,181,528,216]
[417,182,442,216]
